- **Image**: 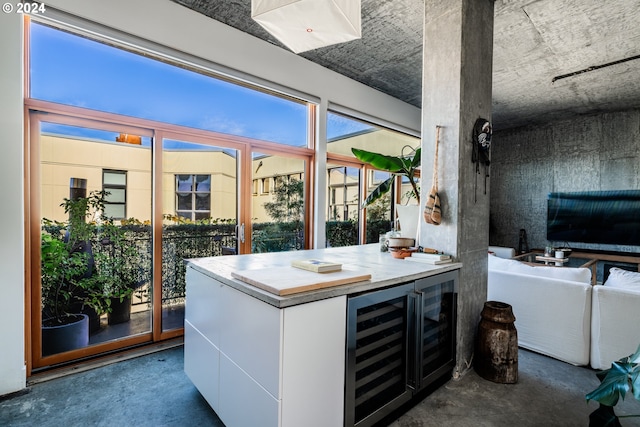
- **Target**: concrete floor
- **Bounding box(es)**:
[1,346,639,427]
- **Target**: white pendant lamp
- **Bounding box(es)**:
[251,0,362,54]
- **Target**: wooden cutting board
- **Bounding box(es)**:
[231,267,372,296]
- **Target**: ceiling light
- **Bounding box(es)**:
[251,0,361,54]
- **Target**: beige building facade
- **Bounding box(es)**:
[41,130,419,225]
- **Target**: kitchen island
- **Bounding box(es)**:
[185,244,461,427]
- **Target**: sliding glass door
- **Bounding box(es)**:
[251,151,308,252]
[34,116,153,366]
[31,114,246,368]
[160,135,239,334]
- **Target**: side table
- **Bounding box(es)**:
[535,255,569,266]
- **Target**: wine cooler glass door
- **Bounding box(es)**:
[415,270,458,391]
[345,283,415,427]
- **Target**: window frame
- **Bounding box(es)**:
[175,174,212,221]
[102,169,127,219]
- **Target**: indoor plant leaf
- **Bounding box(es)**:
[352,146,421,207]
[630,343,640,400]
[362,176,394,207]
[630,343,640,364]
[409,147,421,170]
[352,148,406,173]
[633,367,640,401]
[587,344,640,405]
[586,361,631,406]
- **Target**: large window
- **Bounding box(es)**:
[27,19,314,370]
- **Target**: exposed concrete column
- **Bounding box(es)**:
[420,0,494,376]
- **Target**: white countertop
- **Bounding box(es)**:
[187,244,462,308]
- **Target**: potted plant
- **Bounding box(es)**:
[352,146,421,239]
[586,343,640,426]
[40,190,108,356]
[91,216,144,325]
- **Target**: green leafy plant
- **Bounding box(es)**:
[41,190,109,325]
[351,145,421,207]
[91,217,145,308]
[254,177,305,253]
[586,343,640,425]
[263,177,304,223]
[41,232,95,323]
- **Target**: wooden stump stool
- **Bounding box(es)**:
[475,301,518,384]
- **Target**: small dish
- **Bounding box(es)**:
[390,247,418,259]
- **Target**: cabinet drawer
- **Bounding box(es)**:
[185,268,223,347]
[219,353,280,427]
[219,284,282,398]
[184,320,220,412]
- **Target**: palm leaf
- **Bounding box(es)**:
[352,146,422,207]
[408,147,422,170]
[352,148,405,173]
[362,176,394,207]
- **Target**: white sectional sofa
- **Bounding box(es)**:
[590,267,640,369]
[487,249,640,369]
[487,253,593,366]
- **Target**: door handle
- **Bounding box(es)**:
[406,291,418,391]
[237,223,245,244]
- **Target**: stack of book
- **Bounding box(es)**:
[405,252,452,265]
[291,259,342,273]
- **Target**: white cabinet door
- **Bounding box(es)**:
[219,283,283,398]
[281,296,347,427]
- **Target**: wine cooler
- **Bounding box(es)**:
[345,270,458,427]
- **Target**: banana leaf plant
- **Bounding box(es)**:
[586,343,640,425]
[351,145,421,208]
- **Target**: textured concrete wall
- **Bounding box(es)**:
[490,109,640,253]
[422,0,494,377]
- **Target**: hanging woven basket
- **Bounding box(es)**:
[423,126,442,225]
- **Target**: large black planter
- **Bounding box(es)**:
[42,314,89,357]
[589,404,622,427]
[108,295,132,325]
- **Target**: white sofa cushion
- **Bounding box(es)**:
[488,269,592,366]
[604,267,640,291]
[488,254,591,284]
[591,284,640,369]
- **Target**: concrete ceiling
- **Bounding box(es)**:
[170,0,640,130]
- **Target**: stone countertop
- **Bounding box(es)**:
[187,244,462,308]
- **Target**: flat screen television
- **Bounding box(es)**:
[547,190,640,246]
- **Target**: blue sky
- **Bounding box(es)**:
[30,22,372,146]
